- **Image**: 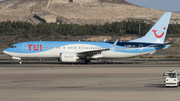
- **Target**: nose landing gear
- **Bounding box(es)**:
[12,57,22,64]
[19,60,22,64]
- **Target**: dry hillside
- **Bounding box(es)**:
[0,0,180,24]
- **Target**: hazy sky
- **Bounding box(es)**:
[126,0,180,12]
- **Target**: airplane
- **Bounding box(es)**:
[3,12,172,64]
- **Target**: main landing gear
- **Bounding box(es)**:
[84,59,91,64]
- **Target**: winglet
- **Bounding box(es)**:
[103,39,107,42]
[110,39,118,51]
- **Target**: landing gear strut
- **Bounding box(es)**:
[19,60,22,64]
[84,59,91,64]
[12,57,22,64]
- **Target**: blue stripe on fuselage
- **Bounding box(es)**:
[5,41,167,54]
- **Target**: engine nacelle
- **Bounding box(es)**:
[60,52,78,62]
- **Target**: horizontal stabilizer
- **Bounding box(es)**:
[148,42,172,47]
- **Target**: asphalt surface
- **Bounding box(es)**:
[0,63,180,101]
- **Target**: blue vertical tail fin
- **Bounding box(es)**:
[129,12,172,43]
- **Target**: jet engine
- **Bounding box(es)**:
[59,52,79,62]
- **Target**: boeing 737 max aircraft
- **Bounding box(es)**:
[3,12,172,64]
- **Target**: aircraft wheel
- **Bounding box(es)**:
[84,59,91,64]
[19,61,22,64]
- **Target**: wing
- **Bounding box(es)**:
[77,39,118,59]
[77,49,110,58]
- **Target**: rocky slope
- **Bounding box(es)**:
[0,0,180,24]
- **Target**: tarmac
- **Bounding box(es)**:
[0,63,180,101]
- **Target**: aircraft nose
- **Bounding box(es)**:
[3,49,9,55]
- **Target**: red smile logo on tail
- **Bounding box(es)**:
[152,27,166,38]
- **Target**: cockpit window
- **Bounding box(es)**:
[11,46,17,48]
[166,73,176,78]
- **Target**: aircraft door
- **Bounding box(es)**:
[73,46,77,51]
[139,44,143,53]
[22,43,27,52]
[77,46,81,51]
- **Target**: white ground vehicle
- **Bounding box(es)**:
[163,70,180,87]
